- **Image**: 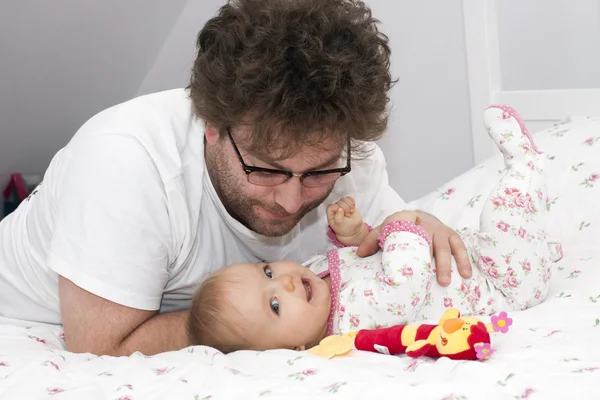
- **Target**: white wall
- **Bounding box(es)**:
[497,0,600,91]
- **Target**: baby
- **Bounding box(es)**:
[187,105,562,353]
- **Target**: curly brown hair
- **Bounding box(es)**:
[188,0,395,157]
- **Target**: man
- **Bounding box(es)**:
[0,0,471,356]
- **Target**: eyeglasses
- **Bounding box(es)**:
[226,128,351,188]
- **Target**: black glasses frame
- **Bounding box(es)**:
[226,128,351,186]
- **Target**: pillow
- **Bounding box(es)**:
[408,115,600,257]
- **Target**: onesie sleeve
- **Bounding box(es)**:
[330,221,435,334]
[375,220,434,322]
[46,133,172,311]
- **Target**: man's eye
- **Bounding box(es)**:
[270,298,280,314]
[264,265,273,278]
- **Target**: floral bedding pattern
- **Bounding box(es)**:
[1,117,600,399]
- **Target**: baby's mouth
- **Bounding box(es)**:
[302,279,313,302]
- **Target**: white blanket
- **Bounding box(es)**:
[1,253,598,399]
[1,117,600,399]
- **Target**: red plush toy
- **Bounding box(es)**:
[309,308,512,361]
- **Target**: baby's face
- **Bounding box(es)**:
[222,260,331,351]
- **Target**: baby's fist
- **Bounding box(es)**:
[327,197,364,239]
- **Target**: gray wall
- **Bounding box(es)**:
[366,0,474,201]
[1,0,599,203]
[497,0,600,91]
[0,0,189,180]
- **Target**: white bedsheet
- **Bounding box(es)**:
[0,253,598,399]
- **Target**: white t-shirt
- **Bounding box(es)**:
[0,89,406,325]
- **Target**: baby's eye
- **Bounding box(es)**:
[270,298,280,314]
[462,327,468,331]
[264,265,273,278]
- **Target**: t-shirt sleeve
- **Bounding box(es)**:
[353,144,407,227]
[46,133,172,311]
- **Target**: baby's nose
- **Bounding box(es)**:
[277,275,295,293]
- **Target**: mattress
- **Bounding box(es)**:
[1,116,600,399]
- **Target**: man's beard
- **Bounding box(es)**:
[206,146,334,237]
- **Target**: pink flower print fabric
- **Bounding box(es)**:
[314,105,562,334]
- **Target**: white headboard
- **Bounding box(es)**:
[463,0,600,164]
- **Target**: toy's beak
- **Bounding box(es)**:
[443,318,464,334]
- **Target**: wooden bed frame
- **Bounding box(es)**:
[463,0,600,164]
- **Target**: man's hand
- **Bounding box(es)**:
[59,276,190,356]
[356,210,471,286]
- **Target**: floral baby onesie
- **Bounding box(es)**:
[307,105,562,335]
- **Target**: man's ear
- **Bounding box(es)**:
[205,123,221,145]
[294,345,306,351]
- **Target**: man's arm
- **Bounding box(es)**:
[59,276,189,356]
[46,133,181,355]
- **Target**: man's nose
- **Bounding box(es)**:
[277,275,295,293]
[274,179,303,214]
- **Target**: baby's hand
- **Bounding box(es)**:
[327,197,368,245]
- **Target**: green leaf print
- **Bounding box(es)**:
[589,295,600,303]
[580,173,600,188]
[368,321,389,330]
[259,391,272,396]
[545,197,558,211]
[286,356,302,366]
[438,187,455,200]
[288,372,307,381]
[571,162,585,172]
[567,270,582,279]
[324,382,347,393]
[579,221,591,231]
[552,129,568,137]
[467,194,482,208]
[556,292,571,298]
[594,319,600,327]
[496,373,515,387]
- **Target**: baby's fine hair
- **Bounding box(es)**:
[187,270,251,353]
